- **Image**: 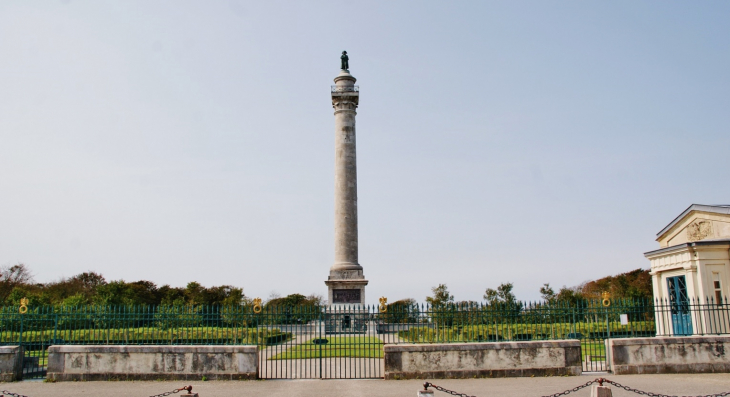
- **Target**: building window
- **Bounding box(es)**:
[713,273,723,306]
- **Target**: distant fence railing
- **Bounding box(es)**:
[0,297,728,346]
[331,85,359,93]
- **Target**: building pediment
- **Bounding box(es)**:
[657,204,730,248]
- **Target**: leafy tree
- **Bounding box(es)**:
[5,287,49,306]
[382,298,419,324]
[264,293,322,324]
[159,285,186,306]
[72,272,107,291]
[484,282,517,305]
[95,280,136,305]
[185,282,206,305]
[540,283,556,302]
[484,282,522,322]
[0,264,34,303]
[218,286,246,306]
[60,293,88,307]
[426,285,455,326]
[127,280,161,306]
[426,284,454,307]
[556,286,586,305]
[0,264,250,309]
[580,269,652,300]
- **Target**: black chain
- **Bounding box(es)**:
[1,391,30,397]
[2,385,196,397]
[424,382,478,397]
[149,385,193,397]
[426,378,730,397]
[541,379,601,397]
[603,379,730,397]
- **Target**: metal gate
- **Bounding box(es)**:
[0,308,54,380]
[257,306,383,379]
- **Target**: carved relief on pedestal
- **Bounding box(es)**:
[687,219,713,242]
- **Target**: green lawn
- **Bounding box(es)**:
[581,341,606,361]
[269,337,383,360]
[1,326,287,345]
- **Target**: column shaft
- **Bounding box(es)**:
[334,108,359,268]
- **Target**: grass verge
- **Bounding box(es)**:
[269,336,383,360]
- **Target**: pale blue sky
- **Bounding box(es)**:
[1,1,729,303]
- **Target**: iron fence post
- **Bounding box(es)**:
[18,312,23,347]
[53,313,58,344]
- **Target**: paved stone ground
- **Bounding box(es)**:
[2,373,729,397]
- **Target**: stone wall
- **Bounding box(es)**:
[608,336,730,374]
[384,340,582,379]
[0,346,23,382]
[47,345,258,381]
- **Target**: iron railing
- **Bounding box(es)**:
[1,297,728,378]
[2,298,729,346]
[331,85,359,93]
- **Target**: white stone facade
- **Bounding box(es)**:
[645,204,730,335]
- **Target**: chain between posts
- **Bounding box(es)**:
[424,382,477,397]
[541,378,603,397]
[1,385,195,397]
[424,379,730,397]
[2,390,30,397]
[149,385,194,397]
[601,379,730,397]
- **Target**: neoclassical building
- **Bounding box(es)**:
[645,204,730,335]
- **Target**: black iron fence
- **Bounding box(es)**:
[1,297,728,378]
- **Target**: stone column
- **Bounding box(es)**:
[325,69,368,307]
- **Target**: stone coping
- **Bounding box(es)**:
[384,340,582,379]
[48,373,257,381]
[48,345,257,353]
[0,346,20,353]
[609,336,730,346]
[47,345,258,381]
[385,368,580,380]
[0,345,22,382]
[384,340,580,352]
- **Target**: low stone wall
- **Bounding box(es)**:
[384,340,582,379]
[47,345,258,381]
[608,336,730,375]
[0,346,23,382]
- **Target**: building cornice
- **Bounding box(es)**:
[644,243,691,258]
[645,239,730,258]
[656,204,730,240]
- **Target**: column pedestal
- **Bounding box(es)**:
[326,269,368,307]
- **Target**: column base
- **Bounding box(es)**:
[325,269,368,307]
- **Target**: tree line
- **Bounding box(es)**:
[1,263,650,309]
[380,268,654,325]
[0,264,322,308]
[386,268,653,311]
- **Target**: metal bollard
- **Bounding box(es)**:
[590,379,612,397]
[419,382,435,397]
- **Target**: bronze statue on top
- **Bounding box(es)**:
[341,51,349,71]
